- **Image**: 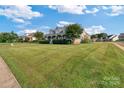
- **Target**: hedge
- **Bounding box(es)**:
[52,39,72,44]
[81,39,92,43]
[119,39,124,41]
[39,39,72,44]
[39,40,49,44]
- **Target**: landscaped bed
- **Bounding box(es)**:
[0,43,124,88]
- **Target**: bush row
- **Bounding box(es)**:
[52,39,72,44]
[39,40,49,44]
[39,39,72,44]
[119,39,124,41]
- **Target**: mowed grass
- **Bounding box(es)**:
[0,43,124,88]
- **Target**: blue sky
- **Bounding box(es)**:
[0,5,124,35]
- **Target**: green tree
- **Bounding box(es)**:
[91,34,98,39]
[98,33,108,39]
[0,31,18,43]
[34,31,44,41]
[91,33,108,39]
[10,31,18,42]
[65,24,83,40]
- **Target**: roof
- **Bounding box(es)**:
[109,35,118,40]
[119,33,124,38]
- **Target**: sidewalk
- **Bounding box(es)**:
[0,57,21,88]
[113,43,124,51]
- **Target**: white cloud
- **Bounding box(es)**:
[49,5,100,15]
[13,18,25,23]
[100,5,124,16]
[40,25,51,29]
[57,21,74,27]
[85,8,99,14]
[0,5,42,23]
[49,5,86,15]
[17,29,37,36]
[85,25,106,35]
[102,6,109,10]
[106,6,124,16]
[23,29,37,34]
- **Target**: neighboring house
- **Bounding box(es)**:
[108,35,119,41]
[91,34,118,42]
[91,37,106,42]
[91,38,98,42]
[24,33,37,42]
[80,31,91,40]
[119,33,124,40]
[45,26,90,41]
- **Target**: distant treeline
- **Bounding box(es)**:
[0,31,18,43]
[0,31,44,43]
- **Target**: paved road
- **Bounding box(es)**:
[0,57,20,88]
[113,42,124,51]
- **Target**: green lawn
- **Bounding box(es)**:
[0,43,124,88]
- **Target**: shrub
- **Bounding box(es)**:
[119,39,124,41]
[82,39,92,43]
[39,40,49,44]
[52,39,72,44]
[30,40,39,43]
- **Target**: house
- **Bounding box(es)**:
[108,35,119,41]
[91,38,98,42]
[23,33,37,42]
[45,26,67,40]
[45,26,91,41]
[119,33,124,40]
[80,31,91,41]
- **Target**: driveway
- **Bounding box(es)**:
[113,42,124,51]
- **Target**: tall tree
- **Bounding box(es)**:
[65,24,83,40]
[34,31,44,40]
[91,34,98,39]
[97,33,108,39]
[10,31,18,42]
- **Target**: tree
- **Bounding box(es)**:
[65,24,83,40]
[99,33,108,39]
[10,31,18,42]
[0,32,9,42]
[91,33,108,39]
[91,34,98,39]
[0,31,18,43]
[34,31,44,41]
[91,33,108,42]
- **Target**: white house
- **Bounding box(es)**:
[23,33,37,41]
[108,35,119,41]
[45,26,91,41]
[119,33,124,40]
[80,31,91,41]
